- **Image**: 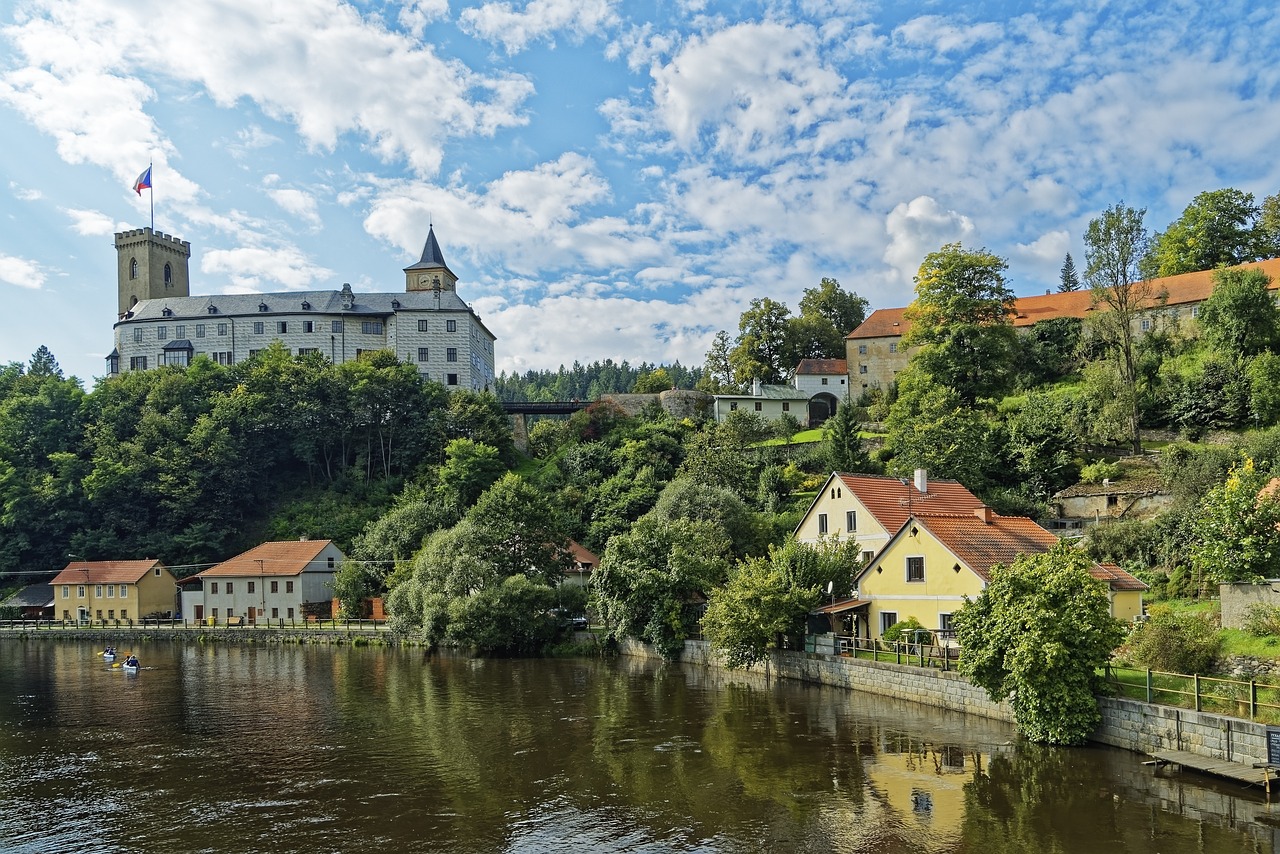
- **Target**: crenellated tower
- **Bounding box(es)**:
[115,228,191,316]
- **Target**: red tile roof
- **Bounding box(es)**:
[911,513,1061,582]
[195,540,336,578]
[847,258,1280,341]
[51,560,165,585]
[797,358,848,374]
[1092,562,1149,592]
[566,540,599,571]
[837,473,985,534]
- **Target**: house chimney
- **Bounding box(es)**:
[914,468,928,494]
[752,377,761,396]
[974,505,993,524]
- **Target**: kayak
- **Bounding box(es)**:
[122,663,139,673]
[103,653,115,662]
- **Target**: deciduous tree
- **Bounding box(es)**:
[1197,267,1280,357]
[1187,457,1280,584]
[955,541,1126,745]
[1142,188,1270,278]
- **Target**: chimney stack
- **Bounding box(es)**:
[914,468,928,494]
[974,506,993,524]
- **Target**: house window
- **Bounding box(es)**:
[331,320,343,333]
[248,582,255,594]
[418,347,429,362]
[286,581,294,593]
[218,323,228,336]
[129,356,148,370]
[272,608,279,619]
[889,343,898,353]
[271,581,279,593]
[754,402,762,411]
[211,582,218,594]
[212,608,219,619]
[303,321,314,333]
[254,321,264,334]
[362,321,383,335]
[226,582,233,594]
[277,321,288,334]
[846,511,856,532]
[906,556,925,582]
[328,557,335,569]
[287,608,295,619]
[77,585,86,598]
[862,550,874,565]
[1107,495,1119,507]
[1140,319,1151,332]
[821,377,829,385]
[858,345,867,355]
[418,319,428,332]
[62,585,69,599]
[120,586,127,599]
[157,326,167,340]
[447,347,457,362]
[859,365,868,374]
[195,324,205,338]
[782,402,789,412]
[106,585,114,598]
[880,611,898,636]
[1191,305,1200,318]
[95,585,102,597]
[108,610,114,620]
[447,319,457,332]
[818,513,828,535]
[729,402,738,411]
[120,609,127,620]
[447,373,458,385]
[939,613,955,634]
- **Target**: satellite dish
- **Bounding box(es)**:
[826,581,834,595]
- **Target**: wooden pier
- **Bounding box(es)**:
[1149,750,1277,794]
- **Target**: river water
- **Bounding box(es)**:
[0,639,1276,853]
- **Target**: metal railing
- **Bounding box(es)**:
[1104,666,1280,723]
[834,634,960,671]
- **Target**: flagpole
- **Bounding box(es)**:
[149,160,154,232]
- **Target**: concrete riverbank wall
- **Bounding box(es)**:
[621,639,1275,769]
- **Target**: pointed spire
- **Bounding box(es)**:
[416,226,447,269]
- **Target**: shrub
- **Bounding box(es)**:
[882,617,926,644]
[1079,460,1122,484]
[1121,607,1222,674]
[1243,603,1280,637]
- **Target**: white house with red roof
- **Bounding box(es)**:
[179,539,345,625]
[50,559,177,622]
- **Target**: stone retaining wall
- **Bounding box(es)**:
[622,639,1271,767]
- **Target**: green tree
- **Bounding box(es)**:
[1058,252,1081,292]
[902,243,1017,403]
[702,537,862,669]
[955,541,1126,745]
[1197,267,1280,357]
[1187,457,1280,584]
[823,400,872,473]
[697,330,739,394]
[1123,607,1221,674]
[884,368,998,490]
[436,438,505,512]
[1142,188,1269,278]
[1248,351,1280,426]
[633,367,674,393]
[729,297,791,385]
[592,513,734,657]
[785,277,869,362]
[650,476,763,559]
[1085,202,1160,454]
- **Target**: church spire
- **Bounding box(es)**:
[404,225,458,292]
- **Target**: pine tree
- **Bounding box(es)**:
[1058,253,1081,292]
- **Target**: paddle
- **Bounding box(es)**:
[110,652,133,669]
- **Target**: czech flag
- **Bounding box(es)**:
[133,166,152,196]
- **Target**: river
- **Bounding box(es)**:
[0,639,1276,853]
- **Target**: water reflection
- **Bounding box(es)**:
[0,640,1273,853]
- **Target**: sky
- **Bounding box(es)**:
[3,0,1280,388]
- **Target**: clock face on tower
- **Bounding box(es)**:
[419,275,430,287]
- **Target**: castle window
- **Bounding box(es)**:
[174,325,185,338]
[195,324,205,338]
[163,263,172,288]
[106,352,119,374]
[446,347,457,362]
[217,323,228,336]
[129,258,138,279]
[129,356,148,370]
[859,365,868,374]
[253,322,264,335]
[889,342,898,353]
[821,377,828,385]
[303,321,314,333]
[446,319,457,333]
[276,321,288,334]
[361,321,383,335]
[447,373,458,386]
[258,303,268,312]
[418,320,428,332]
[207,305,218,314]
[331,321,343,333]
[418,348,429,362]
[133,329,143,343]
[301,301,311,311]
[157,326,167,340]
[782,402,789,411]
[391,299,401,310]
[858,345,867,355]
[754,402,762,411]
[162,307,173,317]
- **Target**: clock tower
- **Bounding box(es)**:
[404,226,459,293]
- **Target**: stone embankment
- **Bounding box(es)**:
[622,639,1276,772]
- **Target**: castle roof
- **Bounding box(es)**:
[404,225,456,276]
[115,287,481,326]
[796,358,848,375]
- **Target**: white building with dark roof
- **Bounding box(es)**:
[108,226,495,390]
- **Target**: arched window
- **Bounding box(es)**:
[163,263,173,288]
[129,258,138,279]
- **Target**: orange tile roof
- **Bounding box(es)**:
[846,258,1280,341]
[51,560,165,585]
[796,358,848,374]
[566,540,599,571]
[911,513,1061,582]
[196,540,336,578]
[1092,562,1149,592]
[837,473,985,534]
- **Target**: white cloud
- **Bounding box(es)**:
[64,207,115,235]
[11,183,42,201]
[202,244,332,291]
[398,0,450,38]
[459,0,619,54]
[267,188,323,230]
[0,254,47,289]
[882,196,976,286]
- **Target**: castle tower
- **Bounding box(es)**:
[115,228,192,316]
[403,225,459,293]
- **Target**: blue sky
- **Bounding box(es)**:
[3,0,1280,387]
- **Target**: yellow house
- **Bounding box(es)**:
[50,559,178,622]
[853,507,1147,641]
[794,469,985,562]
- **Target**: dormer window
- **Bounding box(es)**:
[207,305,218,314]
[258,302,269,312]
[161,308,174,317]
[391,299,401,310]
[301,301,311,311]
